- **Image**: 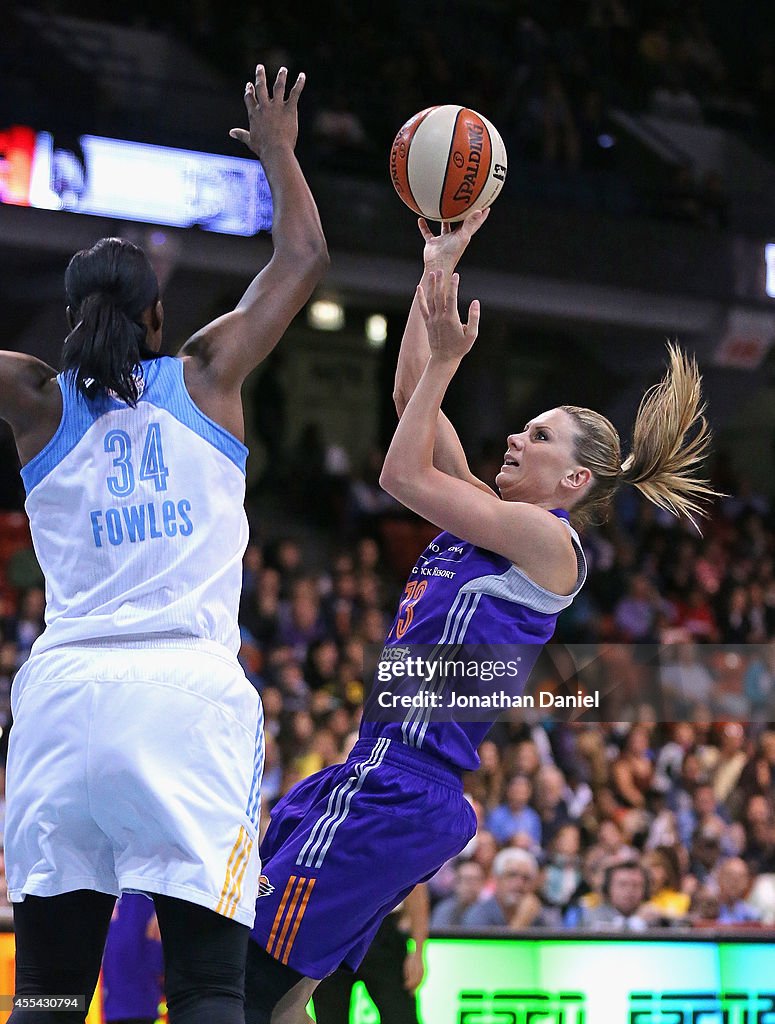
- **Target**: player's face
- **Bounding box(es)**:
[496,408,585,507]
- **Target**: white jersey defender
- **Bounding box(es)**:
[23,356,248,655]
[7,356,264,926]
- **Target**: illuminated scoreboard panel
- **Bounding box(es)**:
[0,125,272,236]
[421,939,775,1024]
[318,937,775,1024]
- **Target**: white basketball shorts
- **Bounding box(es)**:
[6,637,264,928]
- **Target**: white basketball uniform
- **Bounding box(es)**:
[6,356,263,927]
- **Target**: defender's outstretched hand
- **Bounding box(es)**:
[418,207,490,273]
[229,64,305,158]
[417,271,480,360]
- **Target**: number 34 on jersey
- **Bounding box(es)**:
[90,422,194,548]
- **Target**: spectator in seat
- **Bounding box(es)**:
[430,860,486,929]
[577,860,651,931]
[460,849,547,929]
[715,858,761,925]
[485,774,542,848]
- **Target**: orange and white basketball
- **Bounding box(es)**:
[389,105,508,222]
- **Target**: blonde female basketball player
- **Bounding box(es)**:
[243,213,718,1024]
[1,65,327,1024]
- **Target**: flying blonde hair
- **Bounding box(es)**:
[562,343,718,531]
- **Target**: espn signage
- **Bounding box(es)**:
[328,937,775,1024]
[0,124,272,236]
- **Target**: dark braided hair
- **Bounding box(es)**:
[62,237,160,405]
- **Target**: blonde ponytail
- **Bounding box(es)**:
[563,343,719,530]
[619,343,715,527]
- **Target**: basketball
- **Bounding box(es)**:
[389,105,508,223]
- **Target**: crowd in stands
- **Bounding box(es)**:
[1,444,775,931]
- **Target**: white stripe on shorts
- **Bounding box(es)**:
[296,738,390,869]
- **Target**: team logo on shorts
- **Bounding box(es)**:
[257,874,275,898]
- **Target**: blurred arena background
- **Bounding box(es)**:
[3,0,775,1019]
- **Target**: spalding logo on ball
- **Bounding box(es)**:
[390,105,507,222]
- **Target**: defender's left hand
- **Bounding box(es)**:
[229,64,305,158]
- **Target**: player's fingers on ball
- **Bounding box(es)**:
[461,210,482,239]
[471,208,490,234]
[288,71,306,103]
[418,218,433,242]
[441,220,452,236]
[461,212,479,237]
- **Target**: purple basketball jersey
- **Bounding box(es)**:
[248,510,586,982]
[360,509,586,771]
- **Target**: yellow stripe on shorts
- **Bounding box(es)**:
[216,826,251,917]
[224,830,254,918]
[267,875,298,956]
[270,876,305,959]
[280,877,316,964]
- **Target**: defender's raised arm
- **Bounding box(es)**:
[182,65,328,402]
